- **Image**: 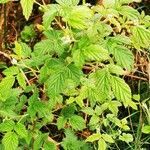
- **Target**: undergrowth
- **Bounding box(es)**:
[0,0,150,150]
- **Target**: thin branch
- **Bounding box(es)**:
[0,50,11,60]
[125,74,148,81]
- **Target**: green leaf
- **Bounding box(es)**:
[118,6,139,20]
[57,116,67,130]
[61,129,86,150]
[84,45,109,61]
[133,94,140,101]
[33,134,47,150]
[66,6,93,29]
[119,133,133,143]
[0,0,9,4]
[2,132,18,150]
[43,30,65,55]
[21,25,36,42]
[0,76,15,91]
[69,115,86,130]
[95,104,108,116]
[102,134,114,143]
[46,70,66,97]
[108,101,122,115]
[142,125,150,134]
[72,49,85,68]
[34,40,53,55]
[14,123,28,138]
[102,0,116,8]
[43,5,59,29]
[89,115,99,126]
[61,104,76,118]
[20,0,34,20]
[119,0,141,4]
[43,141,56,150]
[20,42,31,58]
[81,107,95,115]
[132,25,150,49]
[108,64,124,75]
[110,75,132,105]
[14,41,22,58]
[126,100,137,110]
[86,134,101,142]
[93,68,111,100]
[3,66,19,76]
[0,120,15,132]
[98,139,107,150]
[110,45,134,70]
[56,0,79,6]
[66,64,82,84]
[17,72,26,89]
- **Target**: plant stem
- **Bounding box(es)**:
[82,0,86,5]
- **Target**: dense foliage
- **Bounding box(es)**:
[0,0,150,149]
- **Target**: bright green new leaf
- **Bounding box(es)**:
[89,115,99,125]
[118,6,139,20]
[102,134,114,143]
[66,6,93,29]
[56,0,79,6]
[20,0,34,20]
[95,104,109,116]
[108,101,122,115]
[119,0,141,5]
[102,0,116,8]
[98,139,107,150]
[0,0,9,3]
[81,107,95,115]
[119,133,133,143]
[142,125,150,134]
[110,75,132,104]
[2,132,18,150]
[126,100,137,110]
[133,94,140,101]
[86,133,101,142]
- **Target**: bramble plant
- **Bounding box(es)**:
[0,0,150,149]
